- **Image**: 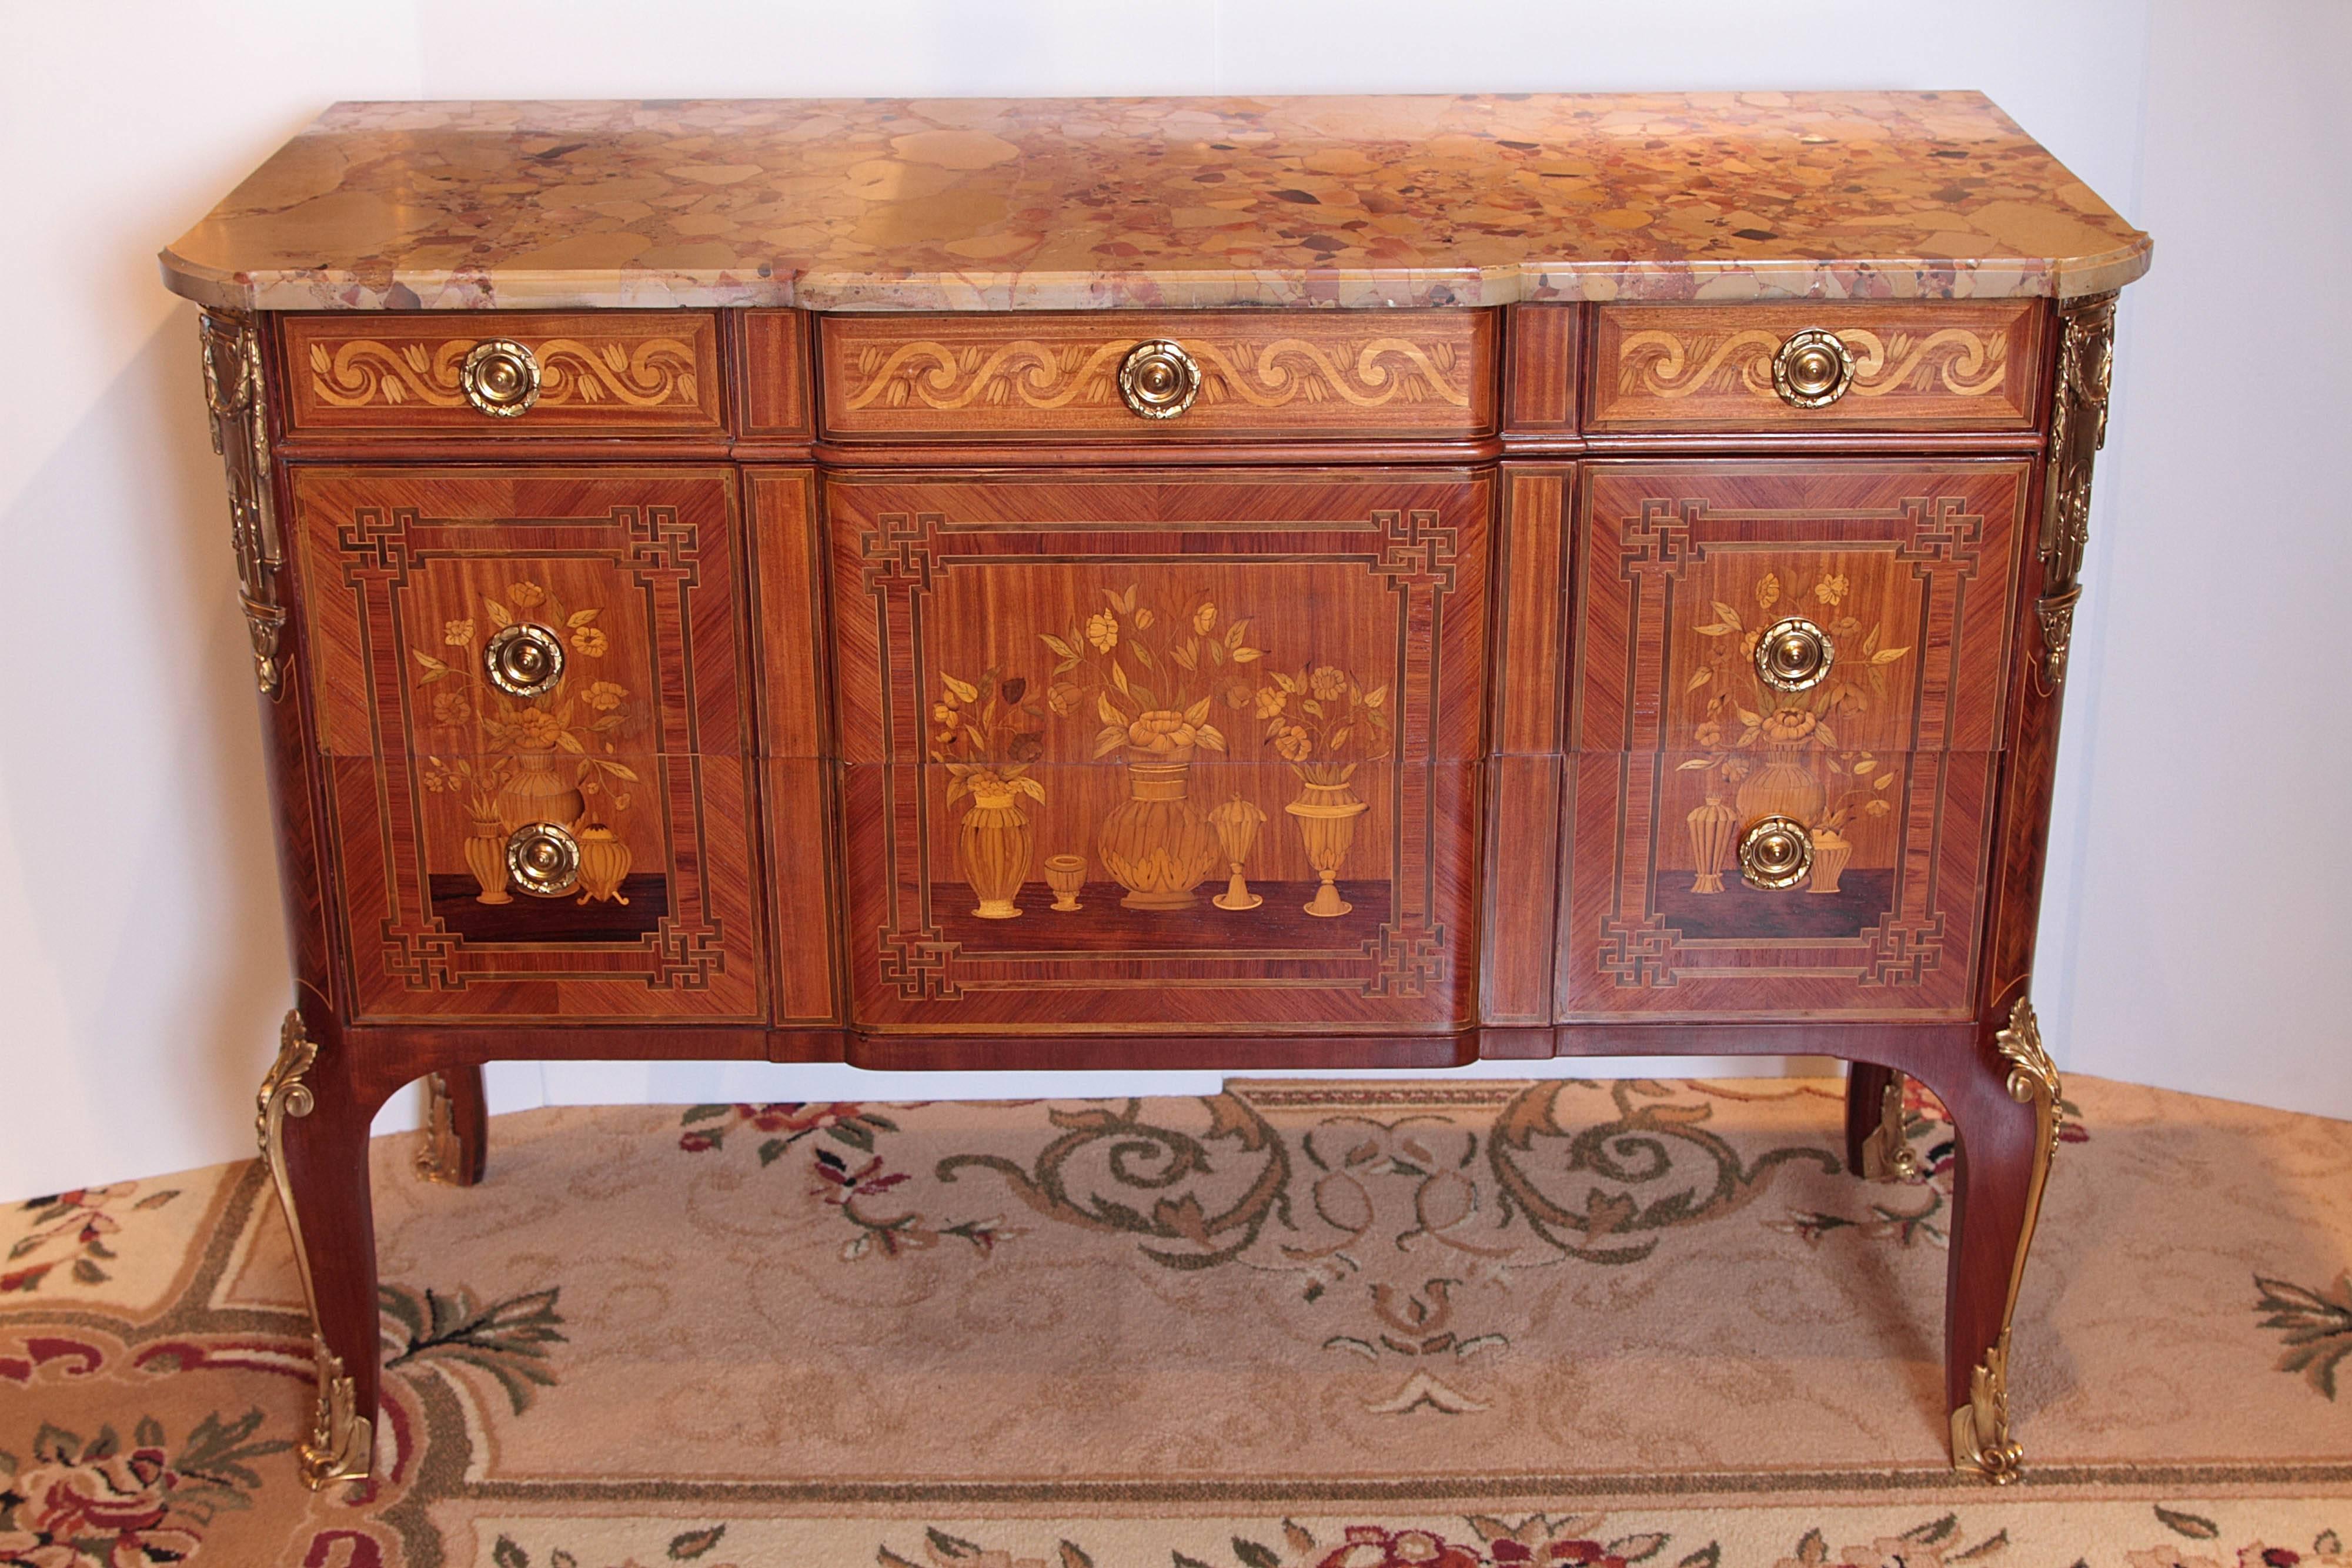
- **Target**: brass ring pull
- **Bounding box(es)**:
[460,338,542,417]
[483,623,564,697]
[1117,339,1201,420]
[1754,615,1835,693]
[1739,814,1814,890]
[1772,327,1855,408]
[506,821,581,897]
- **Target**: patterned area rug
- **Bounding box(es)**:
[3,1074,2349,1567]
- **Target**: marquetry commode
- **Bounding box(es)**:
[160,93,2147,1490]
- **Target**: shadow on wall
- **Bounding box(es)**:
[0,306,291,1183]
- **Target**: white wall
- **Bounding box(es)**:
[2,0,2343,1198]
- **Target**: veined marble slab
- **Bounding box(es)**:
[159,93,2150,313]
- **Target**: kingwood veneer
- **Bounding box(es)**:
[161,92,2149,1489]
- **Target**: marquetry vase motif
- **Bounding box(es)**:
[959,781,1034,920]
[1286,771,1369,918]
[1685,794,1738,894]
[496,748,586,836]
[1208,794,1267,911]
[464,818,512,904]
[1808,827,1852,895]
[574,824,634,905]
[1100,748,1220,910]
[1735,746,1825,830]
[1043,853,1087,912]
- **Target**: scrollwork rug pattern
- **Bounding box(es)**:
[2,1075,2347,1566]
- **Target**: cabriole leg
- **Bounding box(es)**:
[1935,997,2063,1483]
[257,1009,380,1489]
[1845,1061,1913,1179]
[416,1065,489,1186]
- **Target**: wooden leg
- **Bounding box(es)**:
[1844,1061,1897,1176]
[416,1065,489,1186]
[258,1009,382,1490]
[1930,998,2061,1484]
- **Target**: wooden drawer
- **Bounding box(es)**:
[280,312,726,437]
[1585,302,2046,433]
[1558,748,1996,1020]
[818,310,1495,442]
[322,752,765,1022]
[1570,460,2030,758]
[823,467,1492,1031]
[291,467,749,760]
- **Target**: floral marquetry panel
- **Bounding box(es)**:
[1570,460,2030,759]
[289,467,763,1021]
[824,469,1489,1031]
[1585,302,2047,433]
[279,312,725,437]
[818,311,1495,441]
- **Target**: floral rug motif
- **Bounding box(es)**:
[3,1074,2349,1566]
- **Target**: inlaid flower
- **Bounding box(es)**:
[582,680,627,712]
[507,581,546,608]
[570,626,609,658]
[443,618,476,646]
[1192,602,1217,636]
[1273,724,1313,762]
[1085,612,1119,653]
[1134,607,1155,630]
[513,708,564,748]
[1760,707,1818,744]
[431,690,473,726]
[1815,574,1849,607]
[1694,719,1722,747]
[1310,665,1349,701]
[1127,710,1198,755]
[1255,686,1288,720]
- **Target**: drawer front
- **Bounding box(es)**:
[325,753,764,1022]
[1559,748,1995,1020]
[824,468,1491,1031]
[292,467,748,760]
[281,312,725,437]
[1571,461,2029,758]
[289,467,761,1021]
[1586,302,2046,433]
[818,310,1495,442]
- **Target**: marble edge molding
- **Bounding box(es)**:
[156,240,2151,315]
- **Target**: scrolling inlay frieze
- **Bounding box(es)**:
[306,336,701,412]
[840,336,1475,414]
[1616,325,2013,402]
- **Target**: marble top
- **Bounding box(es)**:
[158,93,2149,313]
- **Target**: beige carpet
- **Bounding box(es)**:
[2,1074,2347,1566]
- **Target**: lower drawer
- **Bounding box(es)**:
[327,753,765,1023]
[1557,748,1996,1021]
[838,760,1480,1033]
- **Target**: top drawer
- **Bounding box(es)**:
[818,310,1495,442]
[279,312,726,439]
[1585,302,2046,434]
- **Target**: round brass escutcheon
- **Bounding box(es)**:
[1771,327,1855,409]
[1754,615,1835,693]
[1739,814,1815,891]
[483,623,564,698]
[506,821,582,898]
[1117,339,1202,420]
[460,338,542,417]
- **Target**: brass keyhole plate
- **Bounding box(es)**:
[1772,327,1855,409]
[1739,814,1813,890]
[1754,616,1835,693]
[506,821,581,897]
[1117,339,1202,419]
[484,623,565,698]
[461,338,542,417]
